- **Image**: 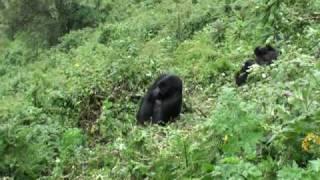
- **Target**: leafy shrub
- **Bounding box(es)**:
[0,105,61,179]
[52,128,87,178]
[277,160,320,180]
[0,0,320,179]
[1,0,108,46]
[208,88,264,157]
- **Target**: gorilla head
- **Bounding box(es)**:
[151,75,182,100]
[254,45,279,65]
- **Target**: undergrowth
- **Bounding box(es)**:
[0,0,320,179]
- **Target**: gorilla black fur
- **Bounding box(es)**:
[235,45,279,86]
[254,45,279,65]
[235,59,255,86]
[137,74,183,124]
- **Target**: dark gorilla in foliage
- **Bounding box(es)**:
[137,74,183,124]
[254,45,279,65]
[235,59,255,86]
[235,45,279,86]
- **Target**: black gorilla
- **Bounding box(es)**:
[254,45,279,65]
[235,59,255,86]
[235,45,279,86]
[137,74,183,124]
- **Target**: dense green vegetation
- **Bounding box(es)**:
[0,0,320,179]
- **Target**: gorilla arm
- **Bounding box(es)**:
[152,100,163,123]
[152,93,182,123]
[136,95,154,124]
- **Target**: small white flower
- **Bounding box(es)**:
[118,143,126,150]
[262,73,267,78]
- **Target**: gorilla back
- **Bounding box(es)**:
[137,74,183,124]
[254,45,278,65]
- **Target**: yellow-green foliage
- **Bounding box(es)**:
[0,0,320,179]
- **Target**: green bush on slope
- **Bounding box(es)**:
[0,0,320,179]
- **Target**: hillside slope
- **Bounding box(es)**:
[0,0,320,179]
